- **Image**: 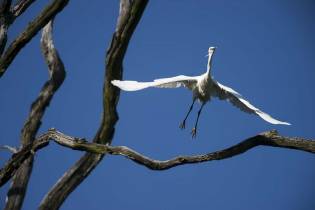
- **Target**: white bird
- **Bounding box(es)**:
[112,47,290,138]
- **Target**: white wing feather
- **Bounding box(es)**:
[212,81,290,125]
[111,75,198,91]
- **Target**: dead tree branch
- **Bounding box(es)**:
[38,1,148,209]
[1,128,314,187]
[0,0,12,55]
[11,0,36,19]
[4,20,65,210]
[0,0,36,56]
[0,0,69,77]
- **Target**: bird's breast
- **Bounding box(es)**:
[193,79,211,102]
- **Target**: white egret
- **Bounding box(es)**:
[112,47,290,138]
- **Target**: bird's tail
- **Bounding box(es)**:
[111,80,152,91]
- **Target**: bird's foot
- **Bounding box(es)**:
[179,121,186,130]
[191,128,197,138]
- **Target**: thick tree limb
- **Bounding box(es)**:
[38,1,148,209]
[4,20,65,210]
[1,128,314,187]
[0,0,69,77]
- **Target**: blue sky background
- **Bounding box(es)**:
[1,0,315,209]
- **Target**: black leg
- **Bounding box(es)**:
[191,103,205,138]
[179,99,196,129]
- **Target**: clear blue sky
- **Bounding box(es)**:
[1,1,315,209]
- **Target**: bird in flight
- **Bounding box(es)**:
[112,47,290,138]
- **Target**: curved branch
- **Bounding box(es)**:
[4,20,65,210]
[0,0,69,78]
[1,129,314,187]
[38,1,148,209]
[108,132,315,170]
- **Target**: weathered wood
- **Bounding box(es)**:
[4,20,65,210]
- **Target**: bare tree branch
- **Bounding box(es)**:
[4,20,65,210]
[0,0,69,78]
[0,0,12,55]
[0,0,36,56]
[11,0,36,19]
[38,1,148,209]
[1,128,314,187]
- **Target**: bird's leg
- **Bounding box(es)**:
[180,99,196,129]
[191,103,205,138]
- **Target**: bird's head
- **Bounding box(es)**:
[208,46,217,53]
[205,46,217,57]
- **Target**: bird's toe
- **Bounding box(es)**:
[191,128,197,138]
[179,121,186,130]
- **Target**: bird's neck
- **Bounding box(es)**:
[205,52,214,79]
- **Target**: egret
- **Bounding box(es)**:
[112,47,290,138]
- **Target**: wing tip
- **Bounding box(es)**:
[277,121,291,126]
[267,119,291,125]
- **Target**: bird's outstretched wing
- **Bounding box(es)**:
[212,81,291,125]
[111,75,198,91]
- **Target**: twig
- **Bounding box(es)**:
[0,145,17,153]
